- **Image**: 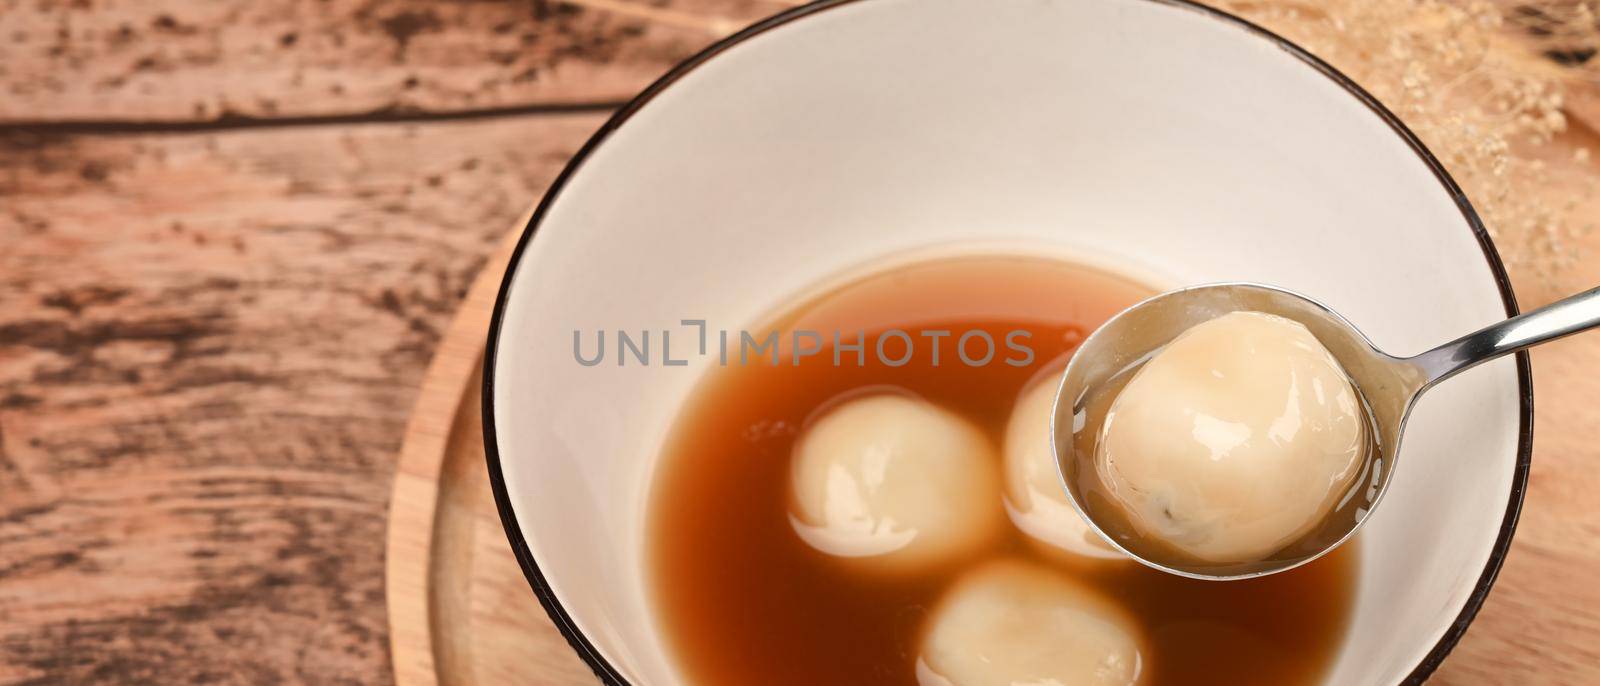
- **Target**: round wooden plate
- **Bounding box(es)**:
[385,220,593,686]
[383,114,1600,686]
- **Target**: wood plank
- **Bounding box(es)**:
[0,0,792,123]
[0,112,605,683]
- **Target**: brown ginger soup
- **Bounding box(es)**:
[648,254,1356,685]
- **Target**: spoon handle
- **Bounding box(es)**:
[1411,285,1600,388]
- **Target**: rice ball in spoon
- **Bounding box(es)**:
[789,394,1001,573]
[918,559,1147,686]
[1096,311,1367,564]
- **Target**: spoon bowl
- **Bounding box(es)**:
[1054,281,1600,580]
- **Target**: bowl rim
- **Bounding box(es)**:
[480,0,1534,683]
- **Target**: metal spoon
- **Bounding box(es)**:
[1052,282,1600,580]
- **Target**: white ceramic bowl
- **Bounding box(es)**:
[483,0,1531,683]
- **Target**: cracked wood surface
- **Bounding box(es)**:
[0,114,608,683]
[0,0,783,680]
[0,0,784,123]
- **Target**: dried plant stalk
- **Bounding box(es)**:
[1215,0,1600,279]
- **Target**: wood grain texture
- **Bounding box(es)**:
[0,0,789,124]
[0,112,605,684]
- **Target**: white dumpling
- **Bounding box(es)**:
[789,394,1000,573]
[918,560,1147,686]
[1097,311,1367,563]
[1003,377,1126,562]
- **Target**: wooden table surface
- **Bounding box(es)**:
[1,1,1597,684]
